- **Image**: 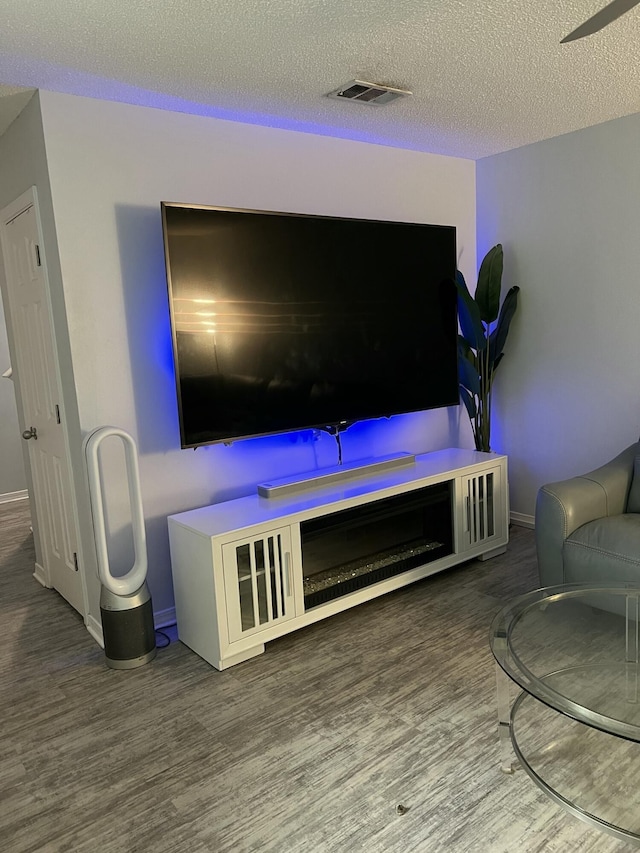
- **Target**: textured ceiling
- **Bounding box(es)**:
[1,0,640,159]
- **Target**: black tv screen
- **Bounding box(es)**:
[161,203,458,448]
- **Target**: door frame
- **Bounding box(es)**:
[0,186,89,621]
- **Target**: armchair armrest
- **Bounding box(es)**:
[535,442,640,587]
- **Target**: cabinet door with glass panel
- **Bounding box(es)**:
[458,465,505,551]
[222,527,297,642]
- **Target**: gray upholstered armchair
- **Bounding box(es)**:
[535,442,640,587]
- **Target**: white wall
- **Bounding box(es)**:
[38,90,476,616]
[477,111,640,519]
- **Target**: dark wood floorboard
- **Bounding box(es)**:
[0,501,633,852]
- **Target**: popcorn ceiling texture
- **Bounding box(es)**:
[0,0,639,158]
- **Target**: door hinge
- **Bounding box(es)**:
[55,404,61,424]
[35,244,42,267]
[73,552,79,572]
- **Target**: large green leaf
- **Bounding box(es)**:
[488,285,520,366]
[475,244,503,324]
[457,334,476,364]
[458,347,480,395]
[455,270,486,351]
[459,386,477,420]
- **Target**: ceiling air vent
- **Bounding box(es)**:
[327,80,412,105]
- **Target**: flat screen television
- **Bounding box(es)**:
[161,202,458,448]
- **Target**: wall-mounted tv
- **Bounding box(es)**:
[161,202,458,448]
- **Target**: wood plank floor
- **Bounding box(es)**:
[0,500,634,852]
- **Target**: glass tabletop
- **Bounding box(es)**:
[490,583,640,742]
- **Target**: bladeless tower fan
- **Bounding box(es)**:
[84,426,156,669]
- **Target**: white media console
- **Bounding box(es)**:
[168,448,508,670]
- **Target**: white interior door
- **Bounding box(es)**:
[0,190,85,615]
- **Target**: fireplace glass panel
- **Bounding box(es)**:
[301,481,453,609]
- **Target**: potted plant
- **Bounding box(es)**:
[456,244,519,453]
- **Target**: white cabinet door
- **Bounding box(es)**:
[223,527,297,643]
[459,465,505,551]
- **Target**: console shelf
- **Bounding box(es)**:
[168,448,509,669]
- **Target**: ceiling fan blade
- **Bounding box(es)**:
[561,0,640,42]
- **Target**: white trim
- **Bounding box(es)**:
[33,561,51,587]
[86,614,104,648]
[154,606,177,629]
[510,511,535,529]
[0,489,28,504]
[1,188,35,225]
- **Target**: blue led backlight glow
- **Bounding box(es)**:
[213,428,321,490]
[156,318,176,378]
[0,57,438,153]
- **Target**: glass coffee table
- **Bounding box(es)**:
[490,583,640,845]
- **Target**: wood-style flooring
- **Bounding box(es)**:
[0,500,634,852]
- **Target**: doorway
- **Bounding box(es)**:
[0,187,85,615]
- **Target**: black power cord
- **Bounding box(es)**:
[155,629,171,649]
[319,422,352,466]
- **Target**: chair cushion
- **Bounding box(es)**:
[563,514,640,584]
[627,456,640,513]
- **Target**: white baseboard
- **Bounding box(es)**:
[86,614,104,648]
[154,606,177,629]
[33,561,51,587]
[0,489,28,504]
[510,511,535,529]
